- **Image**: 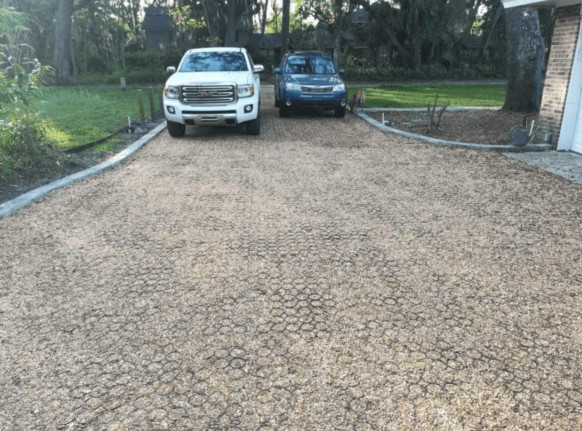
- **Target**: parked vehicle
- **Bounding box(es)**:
[273,51,347,118]
[163,47,264,137]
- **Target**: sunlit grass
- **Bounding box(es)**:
[38,87,162,151]
[347,84,506,108]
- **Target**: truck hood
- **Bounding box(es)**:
[165,71,253,87]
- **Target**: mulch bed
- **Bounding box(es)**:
[367,109,538,145]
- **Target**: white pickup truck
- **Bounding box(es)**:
[163,47,264,137]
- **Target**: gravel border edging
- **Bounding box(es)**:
[0,122,167,220]
[356,109,551,153]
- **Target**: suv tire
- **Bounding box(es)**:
[167,120,186,137]
[335,106,346,118]
[279,105,290,118]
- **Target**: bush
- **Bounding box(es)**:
[73,50,183,85]
[343,63,505,82]
[0,112,48,173]
[0,6,52,174]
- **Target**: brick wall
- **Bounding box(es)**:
[537,5,581,147]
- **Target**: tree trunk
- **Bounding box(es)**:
[225,0,237,45]
[53,0,74,86]
[261,0,269,34]
[333,0,344,65]
[482,4,504,58]
[281,0,290,56]
[503,7,545,112]
[410,0,421,69]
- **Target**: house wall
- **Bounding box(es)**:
[537,4,581,147]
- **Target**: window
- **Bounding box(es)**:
[180,52,248,72]
[285,55,336,75]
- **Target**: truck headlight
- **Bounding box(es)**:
[285,82,301,91]
[333,83,346,92]
[164,85,180,99]
[238,85,255,98]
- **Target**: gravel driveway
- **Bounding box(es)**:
[1,94,582,430]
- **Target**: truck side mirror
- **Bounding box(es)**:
[166,66,176,75]
[253,65,264,73]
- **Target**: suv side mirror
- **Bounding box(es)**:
[166,66,176,75]
[273,67,281,75]
[338,68,345,75]
[254,65,264,73]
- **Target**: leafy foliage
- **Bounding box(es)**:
[0,6,53,174]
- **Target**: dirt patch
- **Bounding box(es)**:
[368,109,537,145]
[0,128,157,205]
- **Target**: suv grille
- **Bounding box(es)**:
[301,86,333,94]
[181,85,236,104]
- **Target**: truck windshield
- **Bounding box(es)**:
[180,52,248,72]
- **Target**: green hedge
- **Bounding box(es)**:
[344,64,505,82]
[73,50,184,85]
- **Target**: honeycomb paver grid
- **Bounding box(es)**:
[1,96,582,430]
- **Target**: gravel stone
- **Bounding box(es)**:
[1,94,582,430]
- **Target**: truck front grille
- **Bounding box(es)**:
[181,85,236,104]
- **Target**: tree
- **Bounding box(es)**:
[1,6,52,171]
[225,0,237,45]
[53,0,74,85]
[268,2,282,33]
[281,0,290,55]
[259,0,269,34]
[503,6,545,112]
[410,0,420,69]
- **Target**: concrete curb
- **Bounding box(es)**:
[0,122,167,220]
[356,109,551,153]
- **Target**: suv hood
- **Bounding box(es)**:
[285,74,344,87]
[166,71,252,86]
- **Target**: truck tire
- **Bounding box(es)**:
[167,120,185,137]
[246,115,261,135]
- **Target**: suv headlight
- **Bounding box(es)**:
[164,85,180,99]
[285,82,302,91]
[238,84,255,98]
[333,83,346,92]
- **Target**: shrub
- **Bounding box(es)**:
[343,64,505,82]
[0,6,53,174]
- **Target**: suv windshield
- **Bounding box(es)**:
[180,51,248,72]
[285,55,336,75]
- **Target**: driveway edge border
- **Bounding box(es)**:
[356,110,551,152]
[0,122,167,220]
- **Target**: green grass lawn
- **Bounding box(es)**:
[38,87,163,151]
[36,84,504,150]
[347,84,506,108]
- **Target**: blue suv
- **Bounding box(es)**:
[273,51,347,118]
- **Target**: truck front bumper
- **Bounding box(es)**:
[164,99,258,126]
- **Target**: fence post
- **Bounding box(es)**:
[149,87,155,120]
[138,90,146,125]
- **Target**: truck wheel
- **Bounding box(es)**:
[246,115,261,135]
[335,106,346,118]
[279,105,290,118]
[167,120,185,137]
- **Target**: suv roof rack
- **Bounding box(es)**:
[289,50,326,56]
